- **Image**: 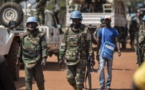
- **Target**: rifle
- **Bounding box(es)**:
[85,56,92,90]
[136,31,141,66]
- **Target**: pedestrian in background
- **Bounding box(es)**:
[17,17,47,90]
[59,11,95,90]
[135,15,145,66]
[35,0,47,25]
[96,16,121,90]
[129,17,138,50]
[0,56,16,90]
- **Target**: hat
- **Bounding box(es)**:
[104,15,111,20]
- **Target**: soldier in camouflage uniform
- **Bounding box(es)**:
[35,0,47,25]
[58,11,95,90]
[17,17,47,90]
[137,15,145,65]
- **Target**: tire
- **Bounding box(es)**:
[5,40,20,81]
[0,2,23,28]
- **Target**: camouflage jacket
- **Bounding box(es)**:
[59,24,93,65]
[36,0,47,10]
[138,25,145,47]
[18,29,47,64]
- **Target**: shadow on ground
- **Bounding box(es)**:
[112,68,132,71]
[120,48,135,52]
[15,76,42,90]
[15,77,25,90]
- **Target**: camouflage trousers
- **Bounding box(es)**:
[66,59,86,90]
[25,63,44,90]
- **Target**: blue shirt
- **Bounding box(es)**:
[97,27,119,49]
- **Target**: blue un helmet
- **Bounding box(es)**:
[70,11,82,20]
[26,17,38,25]
[142,15,145,21]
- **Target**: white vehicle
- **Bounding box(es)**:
[66,0,127,44]
[0,1,63,80]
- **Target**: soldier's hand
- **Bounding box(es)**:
[59,60,64,67]
[41,58,46,66]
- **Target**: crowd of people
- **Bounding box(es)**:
[58,10,145,90]
[68,0,108,12]
[0,1,145,89]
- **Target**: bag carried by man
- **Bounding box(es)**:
[100,28,116,60]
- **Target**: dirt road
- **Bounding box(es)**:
[15,41,138,90]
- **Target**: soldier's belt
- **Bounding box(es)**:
[23,53,40,59]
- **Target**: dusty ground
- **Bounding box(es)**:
[15,40,138,90]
